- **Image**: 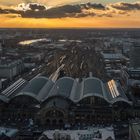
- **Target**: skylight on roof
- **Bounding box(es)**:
[108,80,120,98]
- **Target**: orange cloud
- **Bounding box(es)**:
[0,14,140,28]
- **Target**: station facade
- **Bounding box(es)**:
[0,76,139,127]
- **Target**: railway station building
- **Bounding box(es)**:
[0,76,138,127]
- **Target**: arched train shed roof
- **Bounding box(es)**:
[106,80,132,105]
[80,77,108,101]
[9,76,132,106]
[12,76,54,103]
[43,77,110,103]
[44,77,75,102]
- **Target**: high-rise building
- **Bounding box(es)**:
[0,59,24,80]
[130,43,140,68]
[0,79,2,90]
[0,40,5,57]
[0,42,2,57]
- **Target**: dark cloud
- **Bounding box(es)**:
[17,3,47,11]
[20,10,47,18]
[0,7,20,14]
[0,3,82,18]
[0,3,47,17]
[111,2,140,11]
[28,3,46,11]
[81,3,106,10]
[0,8,7,14]
[19,6,81,18]
[76,12,96,18]
[42,5,82,18]
[20,3,106,18]
[1,2,139,19]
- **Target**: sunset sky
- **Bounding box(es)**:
[0,0,140,28]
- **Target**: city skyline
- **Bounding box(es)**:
[0,0,140,28]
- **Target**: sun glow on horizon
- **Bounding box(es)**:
[0,0,140,28]
[0,14,140,28]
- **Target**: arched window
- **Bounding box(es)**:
[46,109,64,118]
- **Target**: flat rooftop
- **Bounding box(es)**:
[101,52,127,60]
[43,127,115,140]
